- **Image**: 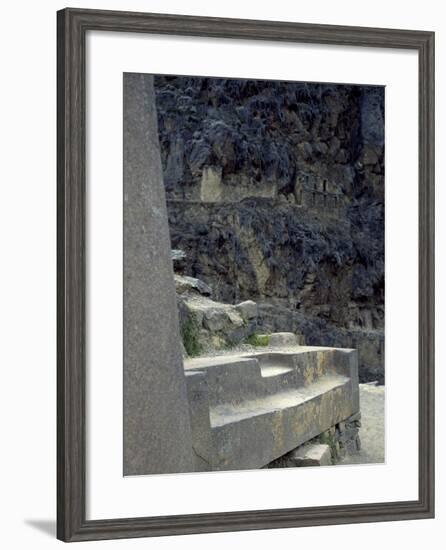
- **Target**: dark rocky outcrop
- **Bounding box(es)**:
[154,76,384,383]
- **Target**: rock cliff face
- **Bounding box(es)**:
[154,76,385,383]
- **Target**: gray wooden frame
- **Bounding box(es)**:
[57,7,435,542]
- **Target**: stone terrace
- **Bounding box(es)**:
[184,346,359,471]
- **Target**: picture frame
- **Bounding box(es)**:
[57,7,435,542]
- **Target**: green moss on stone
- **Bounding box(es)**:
[246,333,269,347]
[181,313,203,357]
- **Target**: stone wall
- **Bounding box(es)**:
[294,173,345,217]
[266,412,362,468]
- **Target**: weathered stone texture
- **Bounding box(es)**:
[123,73,194,475]
[235,300,258,320]
[267,410,363,469]
[184,346,359,471]
[291,444,332,467]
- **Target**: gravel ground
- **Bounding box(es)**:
[341,383,385,465]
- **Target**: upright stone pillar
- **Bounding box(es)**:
[123,73,195,475]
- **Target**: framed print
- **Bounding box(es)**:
[57,7,435,542]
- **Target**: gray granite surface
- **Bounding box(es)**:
[123,73,194,475]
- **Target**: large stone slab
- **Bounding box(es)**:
[123,73,195,475]
[184,346,359,471]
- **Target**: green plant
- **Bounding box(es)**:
[181,313,203,357]
[246,333,269,347]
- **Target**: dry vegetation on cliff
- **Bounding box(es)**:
[155,76,385,383]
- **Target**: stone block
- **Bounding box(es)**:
[338,427,359,444]
[227,326,246,345]
[184,346,360,471]
[291,444,332,467]
[226,309,244,327]
[174,274,212,296]
[123,73,195,475]
[235,300,258,320]
[203,309,227,331]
